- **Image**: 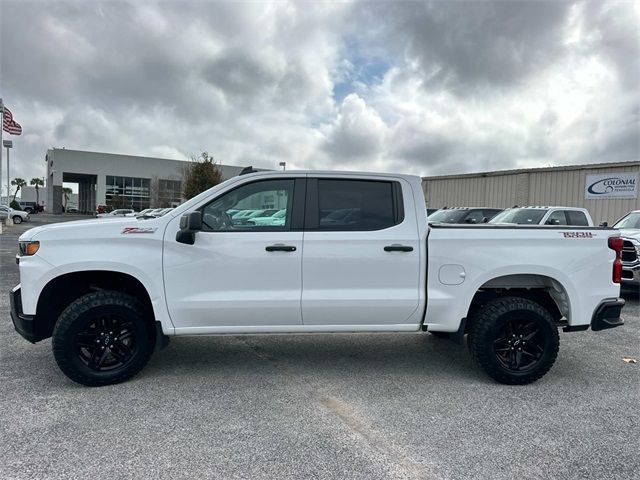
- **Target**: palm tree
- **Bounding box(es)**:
[11,178,27,202]
[62,187,72,212]
[30,178,45,208]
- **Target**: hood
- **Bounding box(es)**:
[619,229,640,242]
[19,216,169,242]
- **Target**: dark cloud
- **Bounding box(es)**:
[353,0,573,94]
[0,0,637,193]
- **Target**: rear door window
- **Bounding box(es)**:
[310,179,402,231]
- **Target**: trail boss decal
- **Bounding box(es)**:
[560,231,594,239]
[121,227,157,234]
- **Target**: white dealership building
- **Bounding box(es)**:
[44,148,247,214]
[422,161,640,224]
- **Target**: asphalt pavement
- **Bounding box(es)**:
[1,215,638,479]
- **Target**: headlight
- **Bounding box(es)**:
[18,241,40,256]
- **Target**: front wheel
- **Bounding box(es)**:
[52,291,155,386]
[468,297,559,385]
[12,215,23,224]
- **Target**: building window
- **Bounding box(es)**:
[157,179,182,207]
[105,175,151,211]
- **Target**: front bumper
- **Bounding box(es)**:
[621,262,640,285]
[10,286,38,343]
[591,298,625,331]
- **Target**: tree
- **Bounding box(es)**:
[149,174,160,208]
[11,178,27,202]
[62,187,72,212]
[30,177,45,206]
[182,152,223,200]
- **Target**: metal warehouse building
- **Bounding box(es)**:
[45,148,245,214]
[422,161,640,225]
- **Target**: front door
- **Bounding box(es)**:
[163,178,304,330]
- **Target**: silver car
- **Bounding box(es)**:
[0,205,30,224]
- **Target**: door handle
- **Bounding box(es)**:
[265,244,297,252]
[384,244,413,252]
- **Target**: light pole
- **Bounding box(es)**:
[3,140,12,207]
[279,161,286,171]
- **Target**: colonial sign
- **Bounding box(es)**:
[585,173,638,199]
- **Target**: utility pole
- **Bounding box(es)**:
[0,98,3,205]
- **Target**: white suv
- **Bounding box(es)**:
[489,206,593,226]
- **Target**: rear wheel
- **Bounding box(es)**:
[468,297,559,385]
[52,291,155,386]
[12,215,22,224]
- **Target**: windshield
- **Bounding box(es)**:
[427,209,468,223]
[614,212,640,229]
[489,209,547,225]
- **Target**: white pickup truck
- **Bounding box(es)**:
[10,170,625,386]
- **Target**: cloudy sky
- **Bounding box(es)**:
[0,0,638,191]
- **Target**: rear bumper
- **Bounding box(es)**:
[10,286,38,343]
[591,298,625,331]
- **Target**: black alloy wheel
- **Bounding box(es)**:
[75,314,137,371]
[492,318,545,371]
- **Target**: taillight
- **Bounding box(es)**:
[608,236,623,283]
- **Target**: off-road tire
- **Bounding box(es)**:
[468,296,559,385]
[12,215,22,224]
[52,291,155,386]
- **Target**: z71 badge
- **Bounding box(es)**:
[560,231,594,238]
[121,227,157,234]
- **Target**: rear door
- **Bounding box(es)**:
[301,176,421,326]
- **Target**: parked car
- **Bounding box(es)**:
[232,209,280,225]
[231,209,256,219]
[612,210,640,286]
[11,170,624,387]
[95,204,108,216]
[428,207,502,224]
[489,206,593,226]
[136,208,156,217]
[247,209,287,226]
[0,205,30,224]
[96,209,136,218]
[153,208,174,217]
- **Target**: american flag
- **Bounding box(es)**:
[2,106,22,135]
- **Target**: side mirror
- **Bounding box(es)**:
[599,221,608,227]
[465,218,478,224]
[482,217,489,223]
[176,211,202,245]
[545,219,561,226]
